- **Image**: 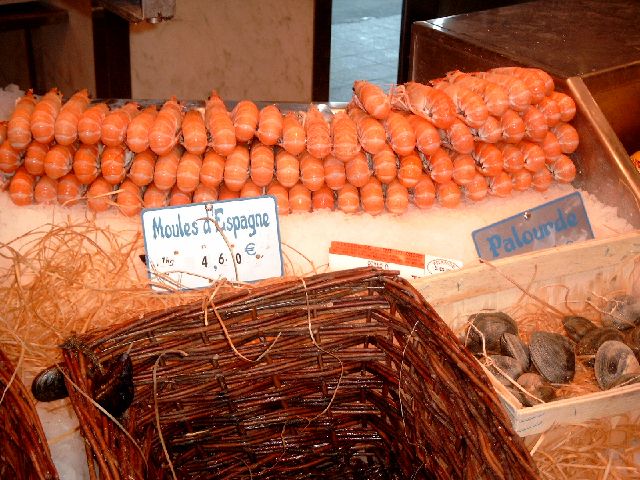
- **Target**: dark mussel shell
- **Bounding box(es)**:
[562,316,597,343]
[575,327,624,367]
[530,331,575,384]
[483,355,525,386]
[31,364,68,402]
[500,332,530,372]
[594,340,640,390]
[92,353,134,418]
[602,294,640,331]
[465,311,518,355]
[517,372,556,407]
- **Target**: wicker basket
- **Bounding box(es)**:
[57,268,538,479]
[0,348,58,480]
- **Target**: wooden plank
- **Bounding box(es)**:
[412,231,640,306]
[493,376,640,437]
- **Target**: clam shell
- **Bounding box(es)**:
[505,386,528,407]
[625,325,640,357]
[576,327,624,367]
[465,311,518,355]
[517,372,556,407]
[484,355,525,386]
[602,294,640,331]
[594,340,640,390]
[500,332,530,371]
[562,315,597,343]
[530,331,575,384]
[609,373,640,389]
[31,365,68,402]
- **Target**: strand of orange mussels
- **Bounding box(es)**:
[0,67,578,216]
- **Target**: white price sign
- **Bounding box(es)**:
[141,196,283,290]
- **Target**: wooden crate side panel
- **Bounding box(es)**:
[413,232,640,306]
[431,260,635,335]
[501,383,640,436]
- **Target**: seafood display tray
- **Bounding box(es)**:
[409,0,640,229]
[412,231,640,436]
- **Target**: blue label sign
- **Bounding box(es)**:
[472,192,594,260]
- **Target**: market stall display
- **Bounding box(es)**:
[0,43,638,479]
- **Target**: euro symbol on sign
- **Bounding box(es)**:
[245,243,256,256]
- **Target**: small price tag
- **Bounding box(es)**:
[472,191,594,260]
[142,196,283,290]
[424,255,463,275]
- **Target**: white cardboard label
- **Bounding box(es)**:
[142,196,283,290]
[328,241,463,279]
[329,253,426,279]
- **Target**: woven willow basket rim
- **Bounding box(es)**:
[53,267,538,479]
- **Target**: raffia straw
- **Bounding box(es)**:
[242,276,346,479]
[299,277,344,425]
[464,321,546,406]
[281,249,294,276]
[0,219,209,376]
[529,415,640,479]
[399,317,430,463]
[207,290,282,363]
[281,241,321,276]
[460,254,640,402]
[479,258,565,317]
[197,215,239,281]
[153,351,187,480]
[61,367,148,471]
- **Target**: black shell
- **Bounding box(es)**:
[516,372,556,407]
[465,311,518,355]
[594,340,640,390]
[92,353,134,418]
[500,332,530,372]
[562,316,597,343]
[31,365,68,402]
[602,294,640,331]
[575,327,624,367]
[530,331,575,384]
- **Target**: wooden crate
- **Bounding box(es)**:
[412,231,640,436]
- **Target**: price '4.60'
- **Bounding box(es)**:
[201,253,242,267]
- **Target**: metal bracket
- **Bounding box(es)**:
[93,0,175,23]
